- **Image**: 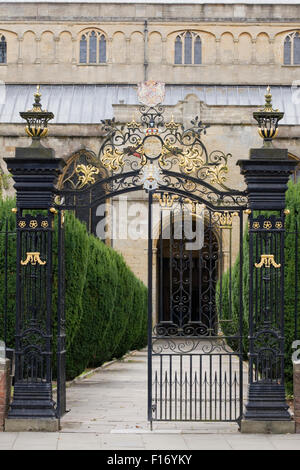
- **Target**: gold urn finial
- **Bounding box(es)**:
[19,85,54,143]
[259,85,279,113]
[253,85,284,147]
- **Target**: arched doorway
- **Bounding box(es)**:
[156,208,219,336]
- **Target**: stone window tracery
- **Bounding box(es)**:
[284,32,300,65]
[0,35,7,64]
[174,32,202,65]
[79,30,106,64]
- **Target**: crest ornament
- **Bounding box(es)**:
[137,81,165,107]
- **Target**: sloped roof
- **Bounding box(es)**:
[0,84,298,125]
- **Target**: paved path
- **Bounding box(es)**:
[0,349,300,450]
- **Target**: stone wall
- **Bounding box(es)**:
[294,361,300,432]
[0,2,300,84]
[0,359,11,431]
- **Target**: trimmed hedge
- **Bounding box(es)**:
[0,197,148,380]
[218,180,300,393]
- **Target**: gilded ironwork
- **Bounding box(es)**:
[75,164,100,188]
[98,105,231,189]
[213,211,238,229]
[255,254,281,269]
[154,192,179,208]
[57,149,107,190]
[29,220,38,229]
[21,251,46,266]
[253,86,284,146]
[20,86,54,141]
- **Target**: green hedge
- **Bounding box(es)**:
[0,197,148,380]
[218,180,300,393]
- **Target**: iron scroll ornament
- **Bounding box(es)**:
[57,105,248,210]
[98,105,231,189]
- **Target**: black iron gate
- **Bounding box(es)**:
[3,84,300,428]
[148,193,245,424]
[54,102,249,425]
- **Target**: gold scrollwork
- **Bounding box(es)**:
[101,147,125,171]
[177,147,205,174]
[214,211,238,229]
[75,164,100,189]
[154,193,179,208]
[254,254,281,269]
[21,252,46,266]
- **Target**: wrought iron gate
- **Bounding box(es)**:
[148,193,245,424]
[4,83,300,427]
[55,101,248,425]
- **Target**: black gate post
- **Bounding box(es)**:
[238,88,297,433]
[3,87,64,431]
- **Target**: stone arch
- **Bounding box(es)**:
[22,30,37,63]
[112,31,126,63]
[148,31,162,64]
[130,31,144,64]
[40,30,54,63]
[220,31,234,64]
[238,32,252,64]
[256,32,270,64]
[58,30,73,64]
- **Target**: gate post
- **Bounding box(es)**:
[3,87,64,431]
[238,88,297,433]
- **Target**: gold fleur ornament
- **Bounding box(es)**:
[75,164,100,188]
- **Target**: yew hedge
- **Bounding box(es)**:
[0,197,148,380]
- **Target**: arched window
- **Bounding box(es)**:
[79,35,87,63]
[194,35,202,64]
[174,32,202,65]
[174,35,182,64]
[284,32,300,65]
[79,30,107,64]
[0,35,7,64]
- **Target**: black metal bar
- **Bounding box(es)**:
[148,190,153,423]
[4,218,8,348]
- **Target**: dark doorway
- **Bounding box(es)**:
[157,211,219,336]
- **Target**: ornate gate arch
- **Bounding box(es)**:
[55,103,248,425]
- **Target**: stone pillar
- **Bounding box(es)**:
[53,36,59,64]
[4,143,64,432]
[269,37,275,65]
[215,37,221,65]
[251,38,257,65]
[233,38,239,64]
[17,36,23,64]
[161,37,167,64]
[238,147,297,433]
[0,358,11,431]
[35,37,41,64]
[294,361,300,432]
[107,36,113,64]
[125,36,131,64]
[71,36,77,64]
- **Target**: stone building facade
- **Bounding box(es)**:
[0,1,299,317]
